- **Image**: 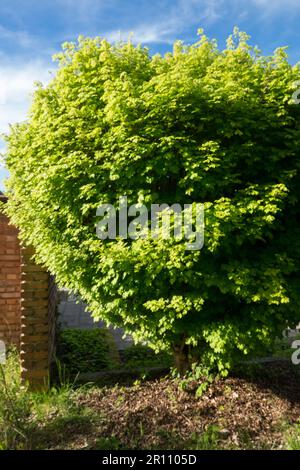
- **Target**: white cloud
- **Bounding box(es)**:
[56,0,109,23]
[0,25,34,48]
[0,61,54,135]
[105,0,222,45]
[105,26,175,45]
[0,60,54,189]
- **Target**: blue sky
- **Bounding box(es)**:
[1,0,300,190]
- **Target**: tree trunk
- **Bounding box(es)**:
[173,343,190,376]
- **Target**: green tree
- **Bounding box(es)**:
[4,29,300,374]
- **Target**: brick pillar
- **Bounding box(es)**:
[0,195,21,347]
[20,246,53,390]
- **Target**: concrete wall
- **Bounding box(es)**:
[58,291,132,350]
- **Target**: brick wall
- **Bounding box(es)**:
[0,194,58,389]
[0,194,21,347]
[20,247,58,389]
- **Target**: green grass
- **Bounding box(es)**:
[94,436,123,450]
[188,426,221,450]
[284,422,300,450]
[0,349,31,449]
[0,350,102,450]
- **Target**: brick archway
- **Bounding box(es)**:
[0,193,57,389]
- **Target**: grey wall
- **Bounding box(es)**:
[57,290,132,350]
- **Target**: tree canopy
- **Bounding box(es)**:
[4,28,300,373]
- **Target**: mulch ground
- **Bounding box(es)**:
[72,361,300,450]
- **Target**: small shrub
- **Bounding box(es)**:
[177,363,216,397]
[57,328,120,374]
